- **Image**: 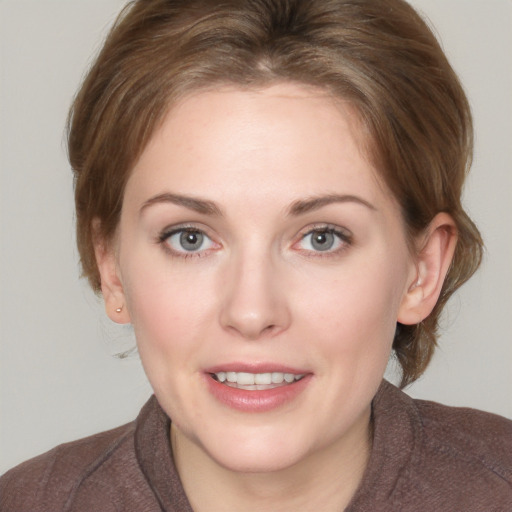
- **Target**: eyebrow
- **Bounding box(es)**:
[140,192,375,217]
[287,194,377,216]
[140,193,223,216]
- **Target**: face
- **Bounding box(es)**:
[110,83,417,473]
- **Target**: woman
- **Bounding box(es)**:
[1,0,511,510]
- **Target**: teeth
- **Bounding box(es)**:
[255,373,272,385]
[271,372,284,384]
[237,372,255,385]
[213,371,304,386]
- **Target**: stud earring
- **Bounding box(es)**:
[115,306,123,313]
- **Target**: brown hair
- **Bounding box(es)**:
[68,0,483,387]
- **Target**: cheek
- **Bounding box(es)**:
[121,254,219,356]
[294,254,407,355]
[122,269,209,410]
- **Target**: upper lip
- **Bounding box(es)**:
[204,362,310,375]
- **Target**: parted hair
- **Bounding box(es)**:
[68,0,483,387]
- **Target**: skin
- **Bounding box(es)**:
[96,83,457,511]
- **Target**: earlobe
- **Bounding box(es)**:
[398,213,457,325]
[92,220,131,324]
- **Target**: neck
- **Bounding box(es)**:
[171,408,372,512]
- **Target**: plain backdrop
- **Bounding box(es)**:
[1,0,511,474]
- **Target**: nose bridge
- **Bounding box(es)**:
[219,242,289,339]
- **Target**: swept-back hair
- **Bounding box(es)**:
[68,0,483,386]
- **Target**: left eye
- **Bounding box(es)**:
[165,229,215,253]
[298,228,347,252]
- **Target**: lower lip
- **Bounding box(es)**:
[205,374,312,413]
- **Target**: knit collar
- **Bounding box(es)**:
[134,380,420,511]
[134,395,194,512]
[346,380,422,510]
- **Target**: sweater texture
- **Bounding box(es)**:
[1,380,511,511]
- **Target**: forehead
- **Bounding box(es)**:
[126,83,391,212]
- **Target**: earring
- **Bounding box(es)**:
[115,306,123,313]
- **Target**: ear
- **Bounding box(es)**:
[92,219,131,324]
[398,212,457,325]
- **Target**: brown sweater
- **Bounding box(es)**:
[1,381,511,511]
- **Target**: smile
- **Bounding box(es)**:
[206,368,311,412]
[211,371,305,390]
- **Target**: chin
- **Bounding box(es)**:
[192,424,317,474]
[209,444,307,474]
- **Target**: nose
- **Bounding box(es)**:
[219,249,291,340]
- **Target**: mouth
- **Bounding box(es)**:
[205,366,311,412]
[210,371,306,390]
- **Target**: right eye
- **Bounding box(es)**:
[160,228,217,257]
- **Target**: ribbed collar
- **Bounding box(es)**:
[134,380,421,511]
[346,380,422,510]
[134,396,194,512]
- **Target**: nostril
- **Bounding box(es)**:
[218,268,291,339]
[223,320,281,341]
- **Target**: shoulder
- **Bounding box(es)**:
[413,395,512,480]
[376,381,512,473]
[415,396,512,455]
[391,384,512,507]
[0,421,135,511]
[366,381,512,509]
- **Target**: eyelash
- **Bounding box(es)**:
[158,224,219,259]
[157,223,353,260]
[294,224,353,258]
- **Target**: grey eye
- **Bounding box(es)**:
[179,231,204,251]
[310,230,335,251]
[165,229,214,253]
[297,228,348,253]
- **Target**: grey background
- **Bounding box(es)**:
[1,0,511,474]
